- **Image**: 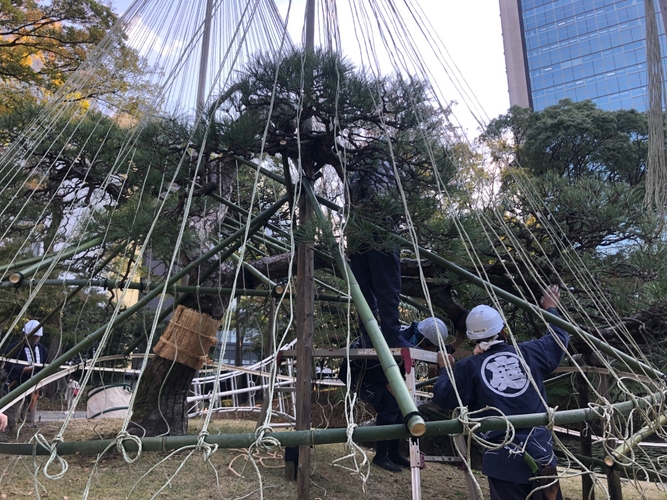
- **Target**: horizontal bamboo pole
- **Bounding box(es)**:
[0,197,288,412]
[0,253,47,274]
[0,236,104,276]
[0,280,348,302]
[1,391,661,456]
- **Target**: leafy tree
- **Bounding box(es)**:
[479,100,666,350]
[215,49,457,243]
[0,0,145,112]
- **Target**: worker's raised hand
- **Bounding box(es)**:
[540,285,560,310]
[437,351,455,369]
[0,412,7,432]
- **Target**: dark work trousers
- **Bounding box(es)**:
[349,247,401,346]
[489,476,564,500]
[359,382,403,455]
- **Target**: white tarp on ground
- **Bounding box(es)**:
[86,384,132,419]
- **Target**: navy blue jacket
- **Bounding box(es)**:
[5,340,48,386]
[432,308,569,484]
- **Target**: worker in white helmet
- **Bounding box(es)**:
[4,319,49,428]
[400,316,465,352]
[433,286,568,500]
[340,316,452,472]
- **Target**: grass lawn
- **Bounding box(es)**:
[0,417,663,499]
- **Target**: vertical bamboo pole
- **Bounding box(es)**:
[607,470,623,500]
[196,0,214,115]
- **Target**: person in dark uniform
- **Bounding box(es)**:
[341,317,450,472]
[5,320,48,427]
[347,149,409,349]
[433,286,568,500]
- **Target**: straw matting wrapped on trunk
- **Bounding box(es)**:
[153,305,219,370]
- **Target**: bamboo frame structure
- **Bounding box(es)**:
[233,155,665,381]
[0,391,661,456]
[0,196,288,412]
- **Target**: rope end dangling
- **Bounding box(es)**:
[196,429,218,463]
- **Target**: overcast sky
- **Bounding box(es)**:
[109,0,510,136]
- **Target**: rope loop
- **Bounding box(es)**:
[331,421,370,490]
[36,434,68,480]
[196,429,218,463]
[115,431,143,463]
[252,424,281,454]
[456,406,516,451]
[546,406,558,431]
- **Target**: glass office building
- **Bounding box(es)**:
[499,0,667,111]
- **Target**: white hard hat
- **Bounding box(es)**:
[24,319,43,337]
[417,317,448,345]
[466,305,504,341]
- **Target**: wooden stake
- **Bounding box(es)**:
[295,163,315,499]
[578,374,595,500]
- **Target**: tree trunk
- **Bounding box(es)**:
[43,332,63,399]
[128,355,196,436]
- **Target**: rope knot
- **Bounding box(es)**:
[252,425,281,454]
[34,433,68,480]
[196,429,218,462]
[546,406,557,431]
[115,431,142,463]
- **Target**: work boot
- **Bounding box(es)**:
[372,453,402,472]
[388,439,410,467]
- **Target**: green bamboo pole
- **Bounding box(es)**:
[0,196,288,412]
[0,390,661,456]
[0,253,48,274]
[302,182,426,437]
[206,185,293,241]
[416,377,438,389]
[10,236,104,280]
[0,280,347,302]
[229,252,275,287]
[604,412,667,466]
